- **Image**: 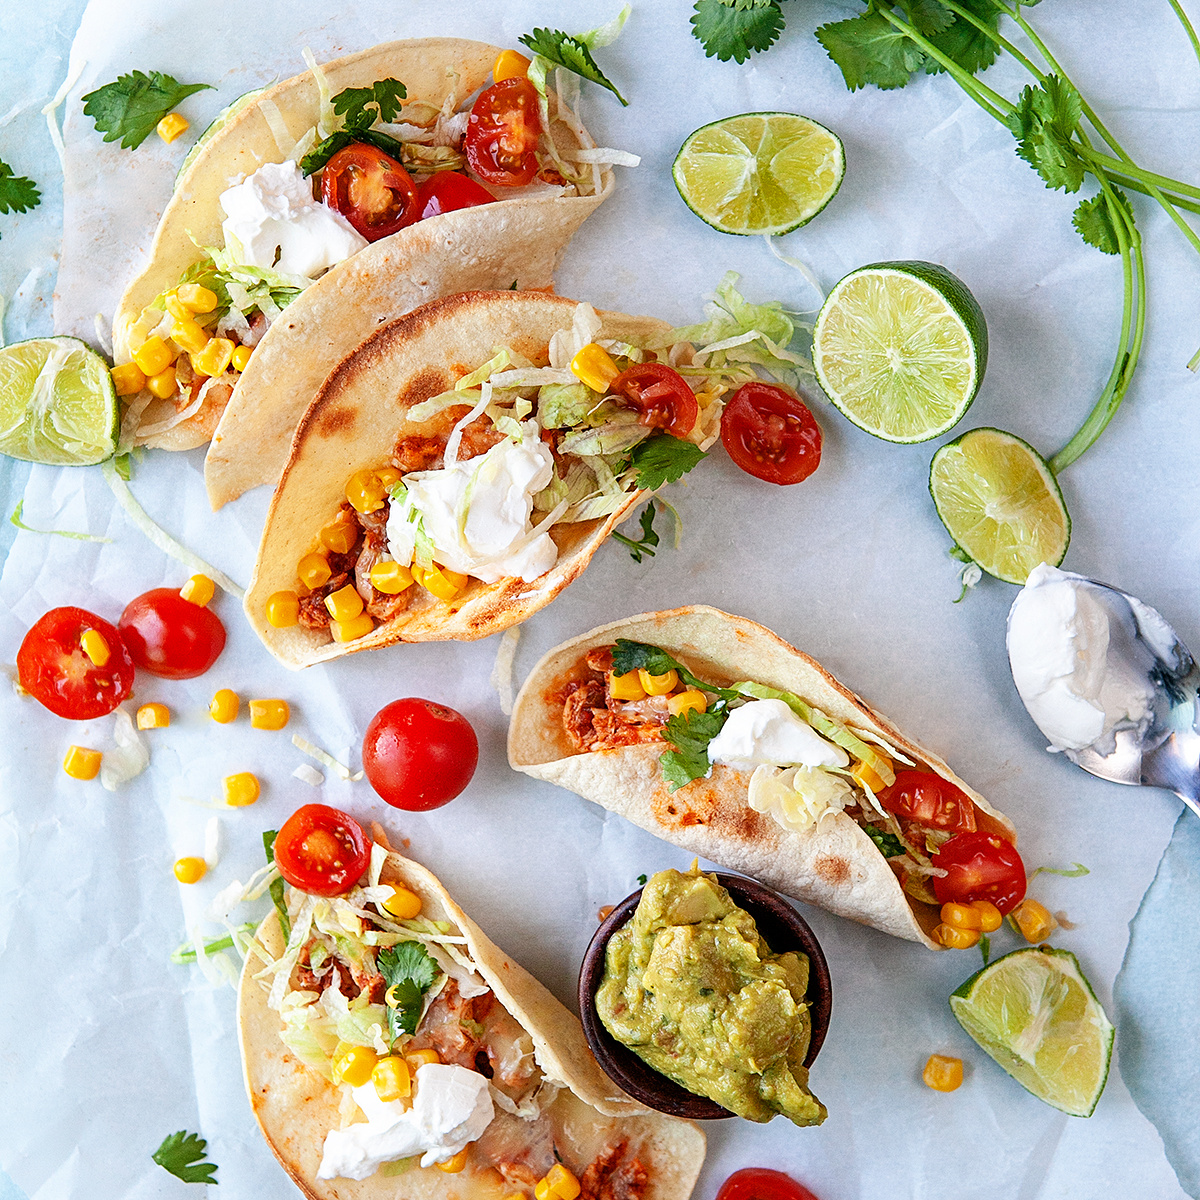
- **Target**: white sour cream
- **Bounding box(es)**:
[707,699,849,771]
[317,1062,494,1181]
[219,160,367,280]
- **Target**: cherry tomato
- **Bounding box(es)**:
[274,804,371,897]
[716,1169,823,1200]
[720,381,823,485]
[878,770,977,834]
[118,588,226,680]
[363,698,479,811]
[415,171,496,221]
[609,363,699,439]
[933,832,1027,914]
[464,78,542,186]
[17,607,134,720]
[321,143,419,242]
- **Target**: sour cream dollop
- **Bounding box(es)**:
[317,1062,494,1181]
[707,699,849,771]
[219,160,367,280]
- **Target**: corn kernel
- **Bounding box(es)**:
[346,468,386,514]
[934,923,980,950]
[375,466,402,489]
[535,1178,553,1200]
[436,1147,469,1174]
[147,365,178,400]
[111,362,147,396]
[177,283,218,314]
[609,670,646,701]
[667,689,707,718]
[249,699,290,731]
[134,336,175,377]
[382,885,422,920]
[173,855,207,884]
[137,702,170,730]
[493,48,532,81]
[372,1056,412,1103]
[370,560,415,595]
[941,901,984,932]
[638,668,678,696]
[851,755,891,795]
[190,336,234,378]
[922,1054,963,1092]
[332,1044,379,1088]
[157,112,190,143]
[405,1048,441,1072]
[80,628,110,667]
[414,564,465,603]
[332,613,375,642]
[230,344,252,372]
[324,584,364,623]
[171,317,209,355]
[546,1164,581,1200]
[297,552,332,589]
[570,342,620,393]
[971,899,1003,933]
[209,688,239,723]
[164,293,190,322]
[1013,898,1057,943]
[180,573,215,607]
[62,745,102,780]
[224,772,260,807]
[319,518,358,555]
[266,590,300,628]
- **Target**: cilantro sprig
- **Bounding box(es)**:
[152,1131,218,1185]
[611,502,660,562]
[378,940,440,1041]
[628,434,706,491]
[691,0,788,65]
[300,79,409,175]
[0,160,40,225]
[521,28,628,105]
[82,71,212,150]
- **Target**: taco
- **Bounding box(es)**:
[110,38,621,488]
[238,815,705,1197]
[508,606,1022,950]
[244,290,728,670]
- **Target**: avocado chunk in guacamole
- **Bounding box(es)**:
[595,867,826,1126]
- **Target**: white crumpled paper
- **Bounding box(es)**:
[2,1,1199,1198]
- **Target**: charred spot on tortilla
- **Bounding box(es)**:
[396,366,450,413]
[814,855,851,886]
[315,404,357,437]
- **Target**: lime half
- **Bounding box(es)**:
[930,427,1070,585]
[673,112,844,236]
[0,337,118,466]
[950,946,1114,1117]
[813,261,987,442]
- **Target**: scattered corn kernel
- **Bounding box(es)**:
[180,573,215,607]
[230,344,252,372]
[297,552,332,589]
[210,688,239,723]
[332,613,375,642]
[324,584,364,623]
[570,342,620,393]
[934,922,980,950]
[851,756,890,795]
[414,563,465,602]
[177,283,218,314]
[224,772,261,807]
[137,702,170,730]
[133,336,174,377]
[1013,897,1057,943]
[266,590,300,628]
[111,362,147,396]
[173,855,207,884]
[546,1164,581,1200]
[922,1054,963,1092]
[493,48,532,81]
[319,518,358,555]
[249,699,290,731]
[62,745,102,780]
[436,1147,469,1174]
[609,670,646,702]
[371,1056,412,1103]
[191,336,234,378]
[171,317,209,355]
[146,365,178,399]
[80,628,110,667]
[157,112,190,143]
[370,560,415,594]
[941,901,984,932]
[971,899,1003,933]
[346,468,386,514]
[332,1044,379,1088]
[667,689,707,718]
[638,667,678,696]
[535,1180,553,1200]
[382,885,422,920]
[405,1048,441,1071]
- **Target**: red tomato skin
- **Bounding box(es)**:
[321,143,419,242]
[933,832,1027,914]
[465,78,542,186]
[363,698,479,811]
[720,382,823,485]
[609,363,699,439]
[878,770,977,834]
[416,171,496,221]
[17,607,135,720]
[275,804,371,897]
[716,1169,822,1200]
[118,589,226,680]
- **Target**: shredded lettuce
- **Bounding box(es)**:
[557,415,651,458]
[10,499,112,543]
[290,735,363,781]
[537,382,602,429]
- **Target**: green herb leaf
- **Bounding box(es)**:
[521,28,628,105]
[1072,190,1132,254]
[979,932,991,964]
[152,1130,218,1184]
[82,72,212,150]
[609,640,738,700]
[1029,862,1090,880]
[629,434,706,490]
[0,160,40,216]
[816,13,926,91]
[661,707,729,791]
[898,0,955,38]
[1007,75,1086,193]
[637,873,648,886]
[331,78,408,128]
[691,0,787,64]
[10,500,112,542]
[611,502,660,562]
[300,126,408,176]
[377,940,440,1041]
[862,825,906,858]
[922,0,1002,77]
[263,830,290,943]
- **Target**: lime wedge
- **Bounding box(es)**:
[812,261,987,443]
[950,946,1114,1117]
[930,427,1070,585]
[672,112,844,236]
[0,337,118,466]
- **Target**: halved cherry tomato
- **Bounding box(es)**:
[716,1169,822,1200]
[720,381,822,485]
[274,804,371,897]
[933,832,1027,914]
[609,363,699,439]
[415,171,496,221]
[17,607,134,720]
[464,78,542,186]
[321,143,419,242]
[878,770,977,834]
[118,588,226,680]
[363,698,479,811]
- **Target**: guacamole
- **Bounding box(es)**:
[596,867,826,1125]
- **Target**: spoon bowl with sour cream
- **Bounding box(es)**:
[1006,563,1200,818]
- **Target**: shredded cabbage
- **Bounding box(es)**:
[301,47,336,138]
[557,415,650,458]
[291,734,363,781]
[100,704,149,791]
[549,304,603,369]
[748,764,853,833]
[490,627,522,717]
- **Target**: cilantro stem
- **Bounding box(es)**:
[939,0,1044,81]
[1168,0,1200,68]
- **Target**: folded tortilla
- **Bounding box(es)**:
[245,290,700,670]
[508,606,1019,950]
[111,38,610,478]
[237,845,705,1200]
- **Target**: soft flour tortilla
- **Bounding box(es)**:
[111,38,611,463]
[237,847,706,1200]
[508,606,1019,950]
[245,291,687,670]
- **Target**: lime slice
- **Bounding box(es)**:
[812,261,987,442]
[930,427,1070,585]
[950,946,1114,1117]
[672,112,844,236]
[0,337,118,466]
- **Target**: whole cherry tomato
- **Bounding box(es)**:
[321,143,419,242]
[464,78,542,186]
[415,171,496,221]
[363,698,479,811]
[118,588,226,680]
[878,770,977,834]
[933,832,1027,914]
[609,363,699,439]
[720,381,823,485]
[274,804,371,897]
[17,607,134,720]
[716,1169,823,1200]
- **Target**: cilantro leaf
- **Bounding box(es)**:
[300,127,408,176]
[0,161,40,217]
[816,13,926,91]
[637,873,648,886]
[377,940,440,1041]
[660,708,729,791]
[82,71,212,150]
[610,640,741,701]
[691,0,786,64]
[611,502,660,562]
[1072,190,1132,254]
[898,0,955,38]
[862,825,905,858]
[923,0,1002,77]
[152,1131,218,1184]
[629,434,706,491]
[263,830,290,942]
[1007,75,1086,193]
[521,28,628,105]
[331,78,408,128]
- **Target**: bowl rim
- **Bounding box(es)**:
[577,870,833,1121]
